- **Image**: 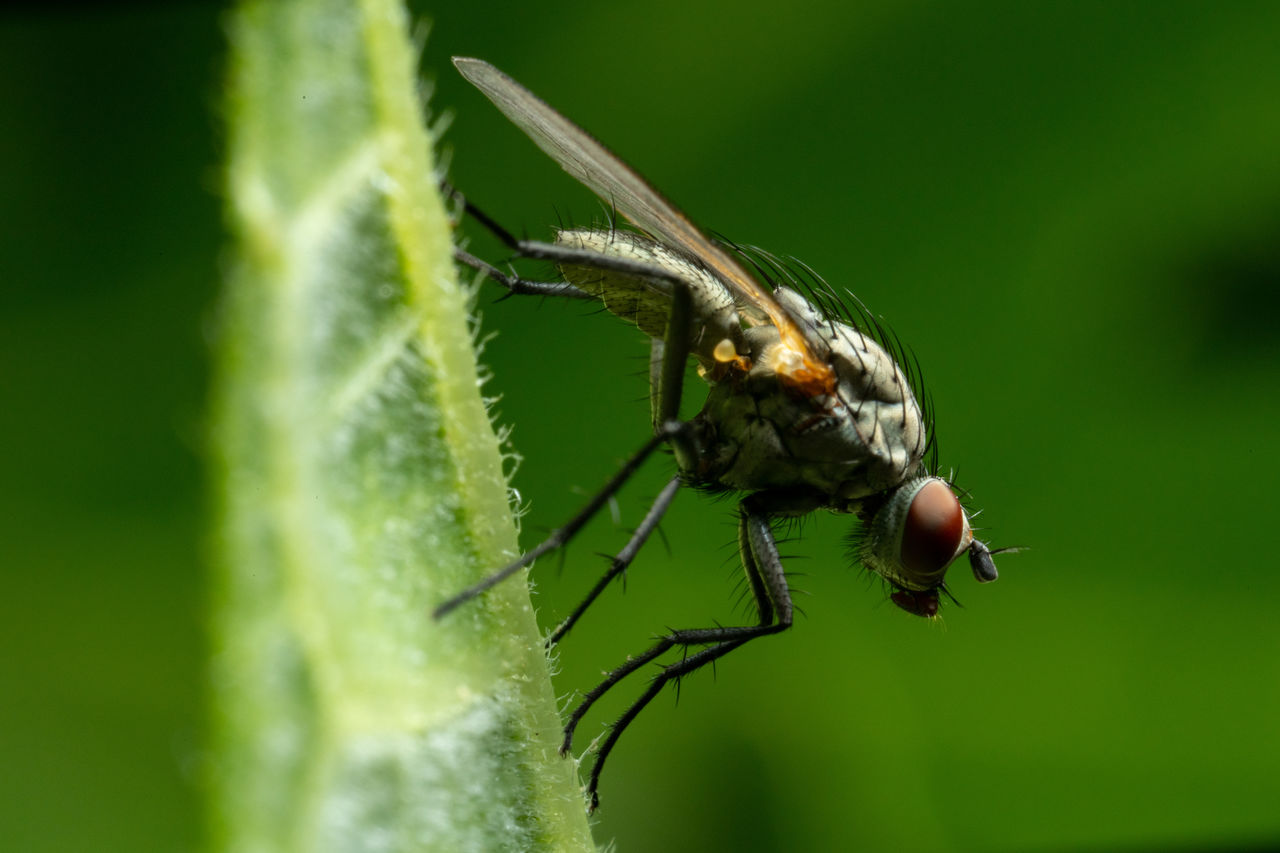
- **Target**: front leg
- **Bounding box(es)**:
[565,491,814,809]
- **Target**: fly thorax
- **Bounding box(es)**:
[775,288,926,497]
[827,332,926,497]
[696,324,894,495]
[555,228,744,364]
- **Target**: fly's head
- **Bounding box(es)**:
[857,477,1000,618]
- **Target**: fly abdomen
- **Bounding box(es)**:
[556,228,744,365]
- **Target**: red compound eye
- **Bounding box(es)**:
[900,480,965,584]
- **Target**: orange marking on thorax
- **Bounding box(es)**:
[770,325,837,400]
[783,362,838,399]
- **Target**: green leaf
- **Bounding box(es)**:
[209,0,597,849]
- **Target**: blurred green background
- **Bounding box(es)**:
[4,1,1280,851]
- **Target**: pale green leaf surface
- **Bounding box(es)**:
[210,0,596,849]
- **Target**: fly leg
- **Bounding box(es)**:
[547,475,681,647]
[562,492,818,810]
[444,183,709,322]
[444,184,593,298]
[433,227,702,619]
[431,426,682,620]
[541,272,696,640]
[454,246,594,299]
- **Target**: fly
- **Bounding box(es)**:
[435,57,1010,809]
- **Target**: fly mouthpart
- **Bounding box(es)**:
[890,587,939,618]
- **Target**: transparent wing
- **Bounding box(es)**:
[454,57,820,366]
